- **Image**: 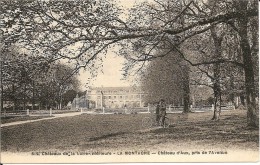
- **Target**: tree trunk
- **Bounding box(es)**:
[229,74,236,108]
[59,95,62,110]
[12,84,16,113]
[182,64,190,113]
[240,29,258,127]
[210,27,223,120]
[183,79,190,113]
[0,81,3,115]
[0,59,3,114]
[212,77,221,120]
[212,97,218,120]
[218,92,222,118]
[237,3,258,127]
[23,83,26,110]
[32,81,34,110]
[240,94,245,106]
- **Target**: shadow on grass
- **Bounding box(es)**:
[88,132,127,142]
[146,114,259,146]
[1,116,16,120]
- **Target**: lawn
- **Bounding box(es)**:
[1,109,259,154]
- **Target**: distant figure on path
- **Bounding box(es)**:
[155,102,160,126]
[159,99,167,127]
[124,104,127,113]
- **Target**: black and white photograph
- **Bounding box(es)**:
[0,0,259,163]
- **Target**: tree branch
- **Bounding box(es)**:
[172,45,244,68]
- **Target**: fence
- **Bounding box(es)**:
[80,104,235,115]
[4,105,234,116]
[168,105,235,113]
[1,109,28,117]
[1,108,80,117]
[81,107,150,114]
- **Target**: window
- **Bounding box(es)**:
[114,96,117,99]
[109,96,111,99]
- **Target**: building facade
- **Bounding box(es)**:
[86,86,146,109]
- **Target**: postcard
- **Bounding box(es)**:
[1,0,259,163]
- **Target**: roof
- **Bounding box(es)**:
[90,86,139,91]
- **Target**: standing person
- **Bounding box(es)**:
[155,102,160,126]
[124,104,127,114]
[159,99,167,127]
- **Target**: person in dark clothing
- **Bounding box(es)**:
[155,102,160,126]
[159,99,167,127]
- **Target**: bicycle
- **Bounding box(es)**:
[142,114,171,128]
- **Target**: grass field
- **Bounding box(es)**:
[1,109,259,153]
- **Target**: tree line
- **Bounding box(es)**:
[0,44,80,111]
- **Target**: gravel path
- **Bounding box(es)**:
[1,112,82,128]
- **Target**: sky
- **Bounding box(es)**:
[78,51,130,89]
[78,0,142,90]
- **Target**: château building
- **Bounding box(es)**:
[86,86,146,109]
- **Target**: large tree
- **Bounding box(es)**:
[140,52,188,109]
[1,45,50,111]
[233,0,258,127]
[121,0,258,125]
[1,45,80,111]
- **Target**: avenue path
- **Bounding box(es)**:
[1,112,82,128]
